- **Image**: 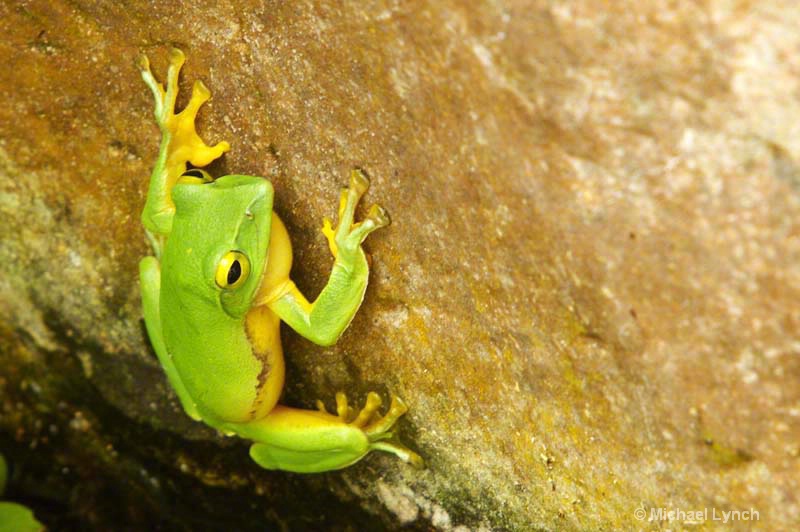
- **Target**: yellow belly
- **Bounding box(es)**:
[243,211,295,420]
[244,304,285,420]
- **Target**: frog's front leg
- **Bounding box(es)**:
[226,393,423,473]
[263,169,389,345]
[138,49,230,243]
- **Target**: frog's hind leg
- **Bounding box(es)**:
[139,256,201,420]
[246,406,370,473]
[237,393,423,473]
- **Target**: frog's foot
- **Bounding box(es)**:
[322,170,390,260]
[138,48,230,173]
[319,392,424,468]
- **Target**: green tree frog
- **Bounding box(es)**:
[137,49,422,473]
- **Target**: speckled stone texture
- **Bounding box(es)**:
[1,1,798,530]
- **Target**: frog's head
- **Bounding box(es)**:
[166,174,273,320]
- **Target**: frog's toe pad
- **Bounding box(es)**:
[366,204,391,228]
[349,169,370,196]
[362,395,407,437]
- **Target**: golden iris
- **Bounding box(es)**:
[215,251,250,289]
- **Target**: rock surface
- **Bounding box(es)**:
[1,1,799,530]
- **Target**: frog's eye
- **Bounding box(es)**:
[178,168,213,184]
[215,251,250,289]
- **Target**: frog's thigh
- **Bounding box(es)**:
[139,256,200,420]
[238,406,370,473]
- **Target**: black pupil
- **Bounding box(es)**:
[183,169,204,178]
[227,260,242,285]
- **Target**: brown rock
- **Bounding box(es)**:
[1,1,798,530]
